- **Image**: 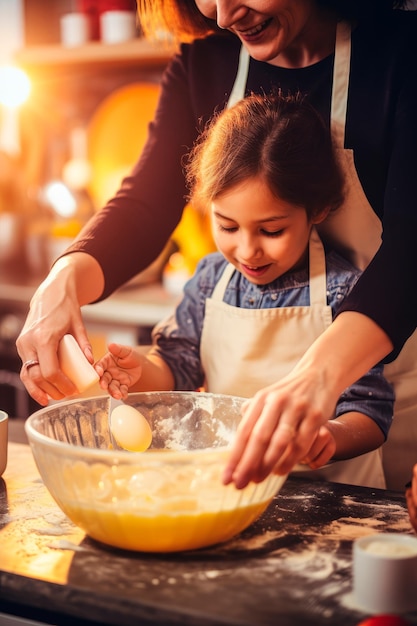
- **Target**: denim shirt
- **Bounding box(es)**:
[153,250,394,439]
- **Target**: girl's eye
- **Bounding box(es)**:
[218,224,238,233]
[261,229,284,237]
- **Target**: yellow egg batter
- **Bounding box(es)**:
[52,453,281,552]
[61,499,270,552]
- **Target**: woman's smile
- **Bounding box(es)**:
[236,17,274,43]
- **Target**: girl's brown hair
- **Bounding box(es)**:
[186,92,344,221]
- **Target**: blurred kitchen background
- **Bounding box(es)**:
[0,0,216,420]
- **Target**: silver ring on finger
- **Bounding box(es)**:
[23,359,40,371]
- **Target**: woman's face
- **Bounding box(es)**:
[195,0,321,65]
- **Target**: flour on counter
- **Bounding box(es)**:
[47,539,88,552]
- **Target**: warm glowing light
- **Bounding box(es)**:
[0,65,31,108]
[43,181,77,218]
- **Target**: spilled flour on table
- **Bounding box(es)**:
[188,490,416,620]
[47,539,89,552]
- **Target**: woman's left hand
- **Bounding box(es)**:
[222,364,339,489]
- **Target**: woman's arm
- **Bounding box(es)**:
[16,45,203,403]
[223,311,393,488]
[17,252,104,406]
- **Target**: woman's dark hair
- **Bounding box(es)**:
[186,92,344,221]
[137,0,407,43]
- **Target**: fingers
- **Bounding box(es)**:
[224,390,304,489]
[72,323,94,364]
[20,358,70,406]
[18,330,82,404]
[223,378,333,489]
[96,345,140,398]
[298,426,336,470]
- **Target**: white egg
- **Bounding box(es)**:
[110,404,152,452]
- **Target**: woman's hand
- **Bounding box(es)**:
[223,312,393,489]
[16,253,104,406]
[95,343,143,399]
[223,365,340,488]
[406,464,417,533]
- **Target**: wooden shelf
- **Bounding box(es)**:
[15,38,176,70]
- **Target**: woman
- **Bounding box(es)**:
[17,1,417,489]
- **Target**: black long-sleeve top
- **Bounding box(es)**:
[68,10,417,359]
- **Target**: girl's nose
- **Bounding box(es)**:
[238,235,262,261]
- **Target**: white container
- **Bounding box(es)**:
[0,410,8,477]
[353,533,417,614]
[100,10,136,44]
[60,13,90,48]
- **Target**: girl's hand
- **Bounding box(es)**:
[406,464,417,533]
[299,425,337,469]
[95,343,143,399]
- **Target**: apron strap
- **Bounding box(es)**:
[229,23,352,146]
[331,20,351,148]
[309,227,328,306]
[227,45,250,108]
[211,228,327,306]
[211,263,236,300]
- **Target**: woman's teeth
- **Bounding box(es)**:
[241,19,270,37]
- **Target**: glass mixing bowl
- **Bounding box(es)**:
[25,391,287,552]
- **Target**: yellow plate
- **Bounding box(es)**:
[87,82,160,209]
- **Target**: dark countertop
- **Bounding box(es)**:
[1,440,417,626]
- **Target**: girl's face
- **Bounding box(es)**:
[194,0,322,66]
[211,177,325,285]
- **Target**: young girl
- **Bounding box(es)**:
[95,93,394,488]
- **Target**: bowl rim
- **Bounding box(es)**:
[24,391,246,463]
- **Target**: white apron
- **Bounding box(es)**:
[202,20,417,490]
[323,21,417,491]
[200,229,386,489]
